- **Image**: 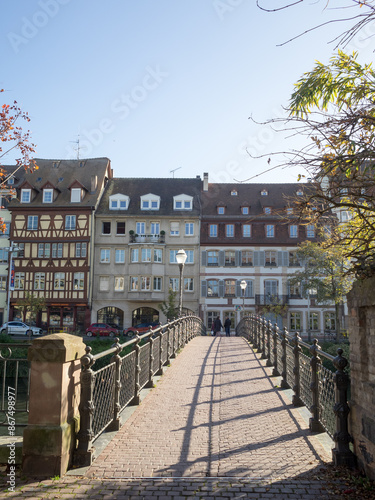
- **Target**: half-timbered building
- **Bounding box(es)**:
[7,158,112,332]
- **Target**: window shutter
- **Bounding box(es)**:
[283,251,289,266]
[218,251,225,267]
[277,251,283,267]
[219,280,225,297]
[201,280,207,297]
[201,251,207,266]
[246,280,253,298]
[254,251,259,266]
[259,251,265,266]
[235,250,241,267]
[236,280,241,297]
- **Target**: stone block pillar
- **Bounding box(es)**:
[22,333,85,477]
[347,279,375,480]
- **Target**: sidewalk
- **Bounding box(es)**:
[1,335,351,498]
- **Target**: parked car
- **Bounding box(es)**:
[0,321,42,336]
[124,321,160,337]
[85,323,118,337]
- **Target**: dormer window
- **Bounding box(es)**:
[231,190,238,196]
[71,188,82,203]
[241,207,249,215]
[52,161,60,168]
[173,194,193,210]
[7,177,14,185]
[261,189,268,196]
[109,194,129,210]
[141,193,160,210]
[286,207,293,215]
[43,188,53,203]
[217,206,225,214]
[264,207,272,214]
[296,189,303,196]
[21,189,31,203]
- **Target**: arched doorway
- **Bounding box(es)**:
[132,307,159,326]
[97,307,124,329]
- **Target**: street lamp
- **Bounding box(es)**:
[7,245,20,326]
[176,249,187,317]
[240,280,247,316]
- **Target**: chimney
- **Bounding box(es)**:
[91,175,97,192]
[203,172,208,191]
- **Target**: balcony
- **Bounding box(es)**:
[255,294,289,306]
[129,234,165,244]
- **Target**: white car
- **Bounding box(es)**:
[0,321,42,336]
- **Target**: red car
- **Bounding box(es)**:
[124,321,160,337]
[85,323,118,337]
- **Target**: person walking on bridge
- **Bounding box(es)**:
[224,317,231,337]
[213,316,222,336]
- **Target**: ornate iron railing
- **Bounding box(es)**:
[0,342,31,430]
[236,314,356,468]
[74,315,205,467]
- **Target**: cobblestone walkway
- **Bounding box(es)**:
[1,336,349,499]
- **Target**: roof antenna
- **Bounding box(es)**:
[70,135,81,160]
[170,167,181,178]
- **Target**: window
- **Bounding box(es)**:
[14,272,25,290]
[290,312,301,331]
[242,224,251,237]
[231,190,237,196]
[185,222,194,236]
[52,243,63,258]
[224,279,236,297]
[207,251,218,266]
[141,248,151,262]
[153,277,162,291]
[43,189,53,203]
[266,225,274,237]
[141,194,160,210]
[130,276,138,291]
[289,225,298,238]
[136,222,145,235]
[141,276,151,290]
[261,189,268,196]
[286,207,293,215]
[264,207,271,214]
[306,225,315,238]
[170,222,180,236]
[75,242,87,258]
[116,221,126,235]
[225,251,235,266]
[109,194,129,210]
[209,224,217,237]
[100,249,110,263]
[0,276,6,291]
[34,273,45,290]
[71,188,81,202]
[185,250,194,263]
[241,250,253,266]
[226,224,234,237]
[16,243,25,258]
[102,222,111,234]
[21,189,31,203]
[173,195,193,210]
[217,206,225,214]
[150,222,160,235]
[154,248,162,263]
[265,251,277,266]
[115,249,125,263]
[289,281,302,298]
[99,276,109,291]
[207,280,218,297]
[114,276,124,291]
[289,252,300,267]
[169,278,179,291]
[309,312,319,331]
[184,278,194,291]
[73,272,84,290]
[169,250,177,263]
[38,243,51,258]
[325,312,336,331]
[2,222,10,236]
[0,248,9,263]
[131,248,139,262]
[296,189,303,196]
[241,207,249,214]
[54,272,65,290]
[65,215,76,230]
[27,216,38,230]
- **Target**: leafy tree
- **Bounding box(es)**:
[289,241,353,338]
[17,292,45,329]
[158,288,179,320]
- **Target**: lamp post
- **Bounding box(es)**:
[176,249,187,317]
[240,280,247,317]
[6,244,20,326]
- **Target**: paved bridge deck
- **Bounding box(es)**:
[2,335,348,499]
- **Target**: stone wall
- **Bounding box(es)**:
[347,278,375,480]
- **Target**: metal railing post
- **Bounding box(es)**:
[261,317,267,359]
[332,348,356,467]
[272,323,280,376]
[280,327,289,389]
[309,339,324,432]
[74,346,96,467]
[108,338,123,431]
[266,320,273,367]
[292,332,304,407]
[146,333,154,388]
[131,336,141,405]
[171,323,177,358]
[156,330,164,376]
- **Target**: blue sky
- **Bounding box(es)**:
[1,0,372,183]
